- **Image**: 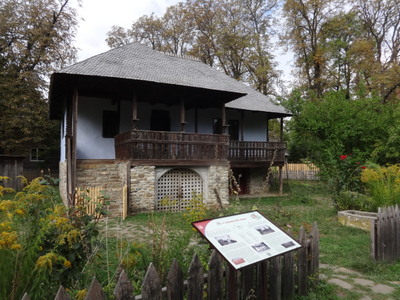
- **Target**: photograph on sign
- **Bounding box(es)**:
[192,210,301,269]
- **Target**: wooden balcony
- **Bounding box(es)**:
[115,130,229,165]
[115,130,286,167]
[228,141,286,167]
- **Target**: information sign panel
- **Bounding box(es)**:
[192,211,301,269]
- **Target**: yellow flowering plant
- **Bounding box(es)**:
[0,177,107,300]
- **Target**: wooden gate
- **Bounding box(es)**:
[156,168,203,212]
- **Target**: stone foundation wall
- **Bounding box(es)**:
[76,160,129,216]
[130,165,156,213]
[248,167,269,194]
[206,165,229,207]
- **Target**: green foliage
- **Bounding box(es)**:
[0,178,105,300]
[0,0,77,155]
[286,91,392,194]
[360,164,400,211]
[334,191,372,211]
[106,0,279,95]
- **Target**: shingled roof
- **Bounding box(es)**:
[53,42,247,93]
[49,42,290,118]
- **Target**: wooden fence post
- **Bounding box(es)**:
[85,277,106,300]
[114,269,134,300]
[310,223,320,277]
[167,259,183,300]
[298,226,308,296]
[187,254,204,300]
[269,256,282,300]
[226,264,238,300]
[282,251,294,300]
[257,260,268,300]
[242,265,256,299]
[207,250,223,300]
[142,263,162,300]
[54,286,71,300]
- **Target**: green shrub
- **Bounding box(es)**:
[334,191,372,211]
[0,177,105,300]
[361,164,400,211]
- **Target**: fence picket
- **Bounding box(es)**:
[207,251,223,300]
[85,277,106,300]
[114,270,134,300]
[310,222,320,277]
[282,251,294,300]
[54,286,71,300]
[269,256,282,300]
[298,226,308,296]
[242,265,255,299]
[372,205,400,262]
[187,254,204,300]
[21,293,31,300]
[141,263,162,300]
[256,261,268,300]
[167,259,183,300]
[22,225,320,300]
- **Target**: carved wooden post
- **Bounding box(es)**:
[132,94,139,130]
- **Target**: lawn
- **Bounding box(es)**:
[90,181,400,299]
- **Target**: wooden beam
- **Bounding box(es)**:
[180,99,187,132]
[221,103,227,134]
[240,110,244,141]
[132,94,139,130]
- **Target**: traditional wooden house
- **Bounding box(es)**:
[48,43,291,216]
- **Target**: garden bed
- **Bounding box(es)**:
[337,210,377,231]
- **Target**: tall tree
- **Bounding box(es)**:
[106,0,279,95]
[351,0,400,102]
[0,0,78,156]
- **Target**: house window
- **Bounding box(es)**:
[102,110,119,138]
[30,148,45,162]
[228,120,239,141]
[213,118,222,134]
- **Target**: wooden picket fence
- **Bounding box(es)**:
[371,205,400,262]
[21,223,319,300]
[272,163,319,181]
[75,187,105,217]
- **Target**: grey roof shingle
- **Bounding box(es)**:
[52,42,291,117]
[58,42,246,94]
[226,84,291,116]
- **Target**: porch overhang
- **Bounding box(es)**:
[49,74,246,120]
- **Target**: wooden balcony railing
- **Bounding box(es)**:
[228,141,286,165]
[115,130,287,166]
[115,130,229,162]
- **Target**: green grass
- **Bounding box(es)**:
[90,181,400,298]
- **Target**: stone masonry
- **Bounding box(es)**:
[130,165,156,213]
[75,160,129,216]
[206,165,230,207]
[248,167,269,194]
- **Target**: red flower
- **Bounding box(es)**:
[355,162,360,165]
[340,155,347,160]
[360,166,366,169]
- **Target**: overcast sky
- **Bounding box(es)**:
[72,0,293,84]
[73,0,180,61]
